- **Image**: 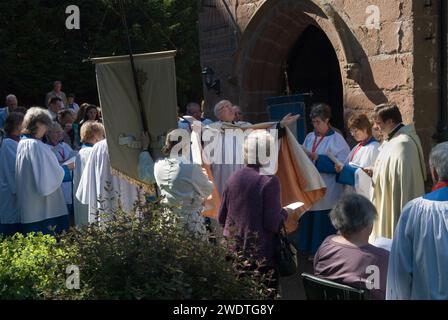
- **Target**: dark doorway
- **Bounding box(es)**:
[287,25,345,135]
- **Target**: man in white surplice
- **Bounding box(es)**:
[387,142,448,300]
[203,100,252,195]
[16,107,69,234]
[76,139,139,223]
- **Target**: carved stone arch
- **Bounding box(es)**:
[232,0,361,90]
[230,0,369,126]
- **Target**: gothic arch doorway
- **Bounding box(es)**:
[234,0,350,132]
[287,25,345,133]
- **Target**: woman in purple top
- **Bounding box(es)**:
[218,130,292,292]
[314,193,389,300]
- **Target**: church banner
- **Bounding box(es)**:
[92,50,178,184]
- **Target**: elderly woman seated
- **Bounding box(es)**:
[313,194,389,299]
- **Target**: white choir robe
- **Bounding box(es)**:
[75,139,139,223]
[303,129,350,210]
[0,138,19,226]
[386,186,448,300]
[73,144,94,226]
[340,139,380,199]
[49,142,77,205]
[16,138,67,224]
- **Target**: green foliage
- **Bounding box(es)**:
[0,233,73,299]
[0,200,271,300]
[54,200,270,299]
[0,0,202,108]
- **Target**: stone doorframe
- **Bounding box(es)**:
[230,0,383,121]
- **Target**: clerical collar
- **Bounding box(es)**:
[388,123,404,140]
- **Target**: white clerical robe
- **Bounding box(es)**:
[203,121,252,195]
[371,124,426,239]
[386,187,448,300]
[73,144,94,226]
[0,138,19,224]
[303,130,350,211]
[16,138,67,223]
[49,142,77,205]
[344,139,380,199]
[76,139,139,222]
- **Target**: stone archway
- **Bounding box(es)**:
[287,25,344,132]
[233,0,352,129]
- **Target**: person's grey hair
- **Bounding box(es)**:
[244,130,273,166]
[310,103,331,120]
[429,142,448,181]
[329,194,377,236]
[22,107,53,136]
[186,102,200,114]
[214,100,232,118]
[46,121,63,134]
[6,94,17,103]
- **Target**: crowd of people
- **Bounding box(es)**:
[0,81,105,233]
[0,82,447,300]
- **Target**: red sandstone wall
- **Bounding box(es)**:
[198,0,441,158]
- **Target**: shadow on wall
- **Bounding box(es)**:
[320,3,388,105]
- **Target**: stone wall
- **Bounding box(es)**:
[198,0,442,159]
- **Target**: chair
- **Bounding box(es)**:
[301,273,370,300]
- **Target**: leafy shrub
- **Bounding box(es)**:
[0,232,73,299]
[0,199,271,299]
[54,200,271,299]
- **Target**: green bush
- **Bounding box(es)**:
[0,232,73,299]
[0,199,271,300]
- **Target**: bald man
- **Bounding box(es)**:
[178,102,213,132]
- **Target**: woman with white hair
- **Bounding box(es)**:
[218,130,293,293]
[16,107,69,234]
[314,193,389,300]
[138,129,214,237]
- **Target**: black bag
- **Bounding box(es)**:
[274,223,298,277]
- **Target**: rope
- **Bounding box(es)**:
[118,0,159,197]
[85,4,110,62]
[118,0,148,132]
